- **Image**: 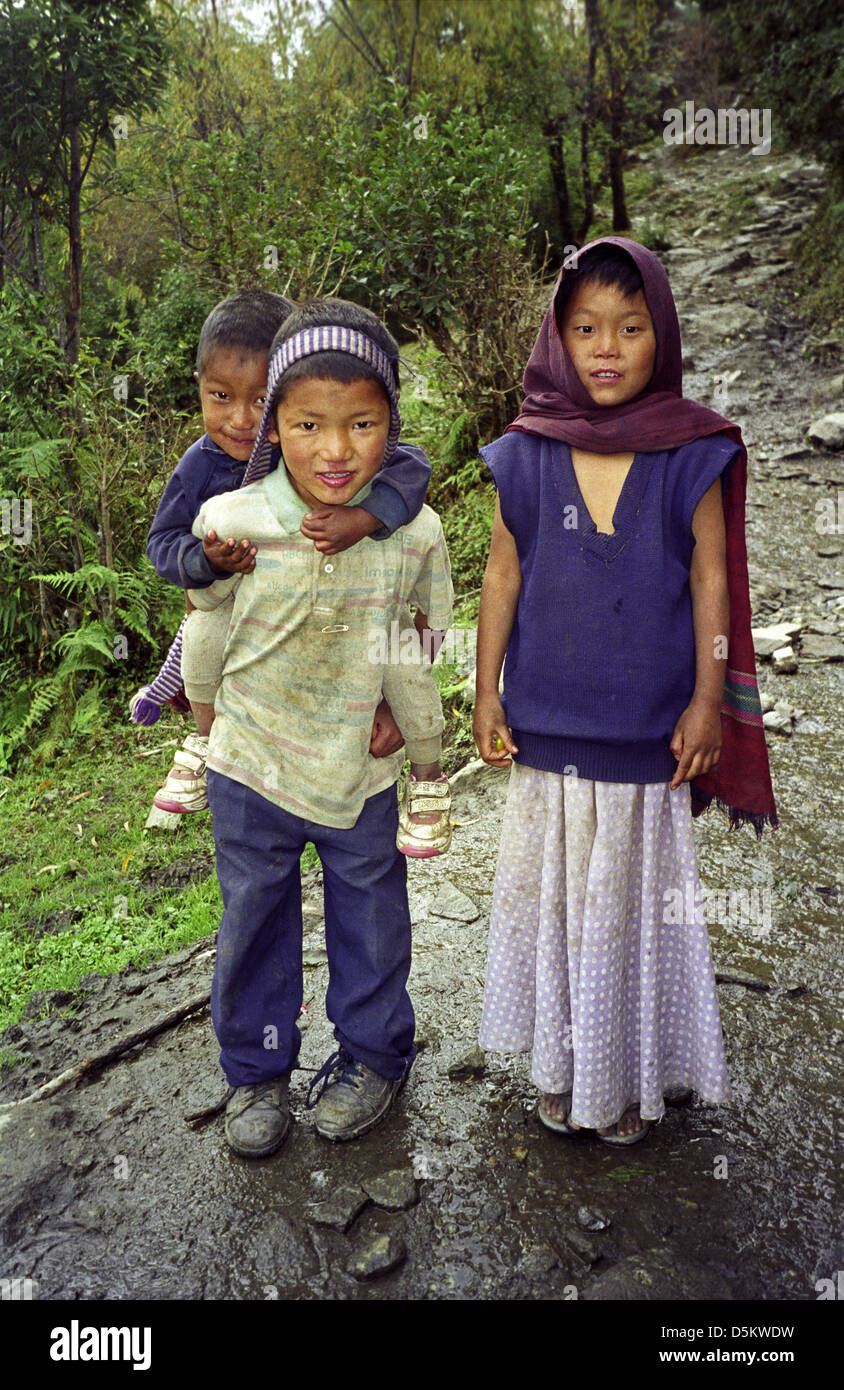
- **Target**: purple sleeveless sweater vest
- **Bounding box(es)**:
[481,429,739,783]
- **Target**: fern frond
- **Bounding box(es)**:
[33,564,122,599]
[55,622,115,670]
[114,604,154,646]
[5,673,67,754]
[5,437,66,483]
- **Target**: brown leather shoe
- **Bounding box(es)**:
[305,1048,406,1142]
[224,1076,291,1158]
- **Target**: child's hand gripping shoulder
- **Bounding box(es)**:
[300,505,381,555]
[669,477,729,789]
[202,530,257,574]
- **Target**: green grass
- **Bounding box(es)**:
[792,192,844,335]
[603,1165,665,1183]
[1,873,221,1014]
[0,724,330,1041]
[0,720,226,1041]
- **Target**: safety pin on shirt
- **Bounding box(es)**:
[313,602,350,634]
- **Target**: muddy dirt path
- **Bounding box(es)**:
[1,143,842,1303]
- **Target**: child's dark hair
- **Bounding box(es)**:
[270,298,400,406]
[554,244,645,330]
[196,289,295,377]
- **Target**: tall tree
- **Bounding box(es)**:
[591,0,668,232]
[0,0,170,361]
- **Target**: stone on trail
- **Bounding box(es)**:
[361,1167,419,1212]
[693,304,764,340]
[346,1230,407,1281]
[763,709,793,736]
[799,634,844,662]
[305,1184,370,1233]
[429,879,480,923]
[772,444,813,462]
[576,1206,611,1233]
[582,1246,732,1301]
[302,941,328,966]
[560,1227,601,1266]
[807,412,844,450]
[700,248,753,277]
[446,1045,486,1081]
[771,644,798,674]
[517,1244,558,1279]
[795,716,826,735]
[751,621,802,659]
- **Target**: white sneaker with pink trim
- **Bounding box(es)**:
[396,774,452,857]
[153,734,209,813]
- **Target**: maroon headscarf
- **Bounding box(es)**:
[508,235,778,836]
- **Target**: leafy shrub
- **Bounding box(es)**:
[0,287,193,768]
[135,263,212,410]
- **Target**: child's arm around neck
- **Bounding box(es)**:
[299,442,431,554]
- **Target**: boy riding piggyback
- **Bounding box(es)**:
[135,289,452,855]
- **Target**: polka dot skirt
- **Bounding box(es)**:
[478,763,731,1129]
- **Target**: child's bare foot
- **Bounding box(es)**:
[537,1090,581,1134]
[597,1106,651,1145]
[541,1092,569,1123]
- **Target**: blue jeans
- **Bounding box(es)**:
[207,771,415,1087]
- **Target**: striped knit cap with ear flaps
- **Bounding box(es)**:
[242,323,402,488]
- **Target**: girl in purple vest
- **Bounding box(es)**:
[473,237,776,1144]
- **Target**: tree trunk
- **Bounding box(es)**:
[578,0,598,242]
[66,115,82,364]
[611,100,631,230]
[98,472,116,626]
[29,195,48,295]
[542,113,575,248]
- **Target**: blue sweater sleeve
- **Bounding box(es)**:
[147,439,232,588]
[357,441,432,538]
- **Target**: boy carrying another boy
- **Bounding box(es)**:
[135,288,451,856]
[190,299,454,1156]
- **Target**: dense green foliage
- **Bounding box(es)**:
[697,0,844,331]
[699,0,844,192]
[0,0,840,769]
